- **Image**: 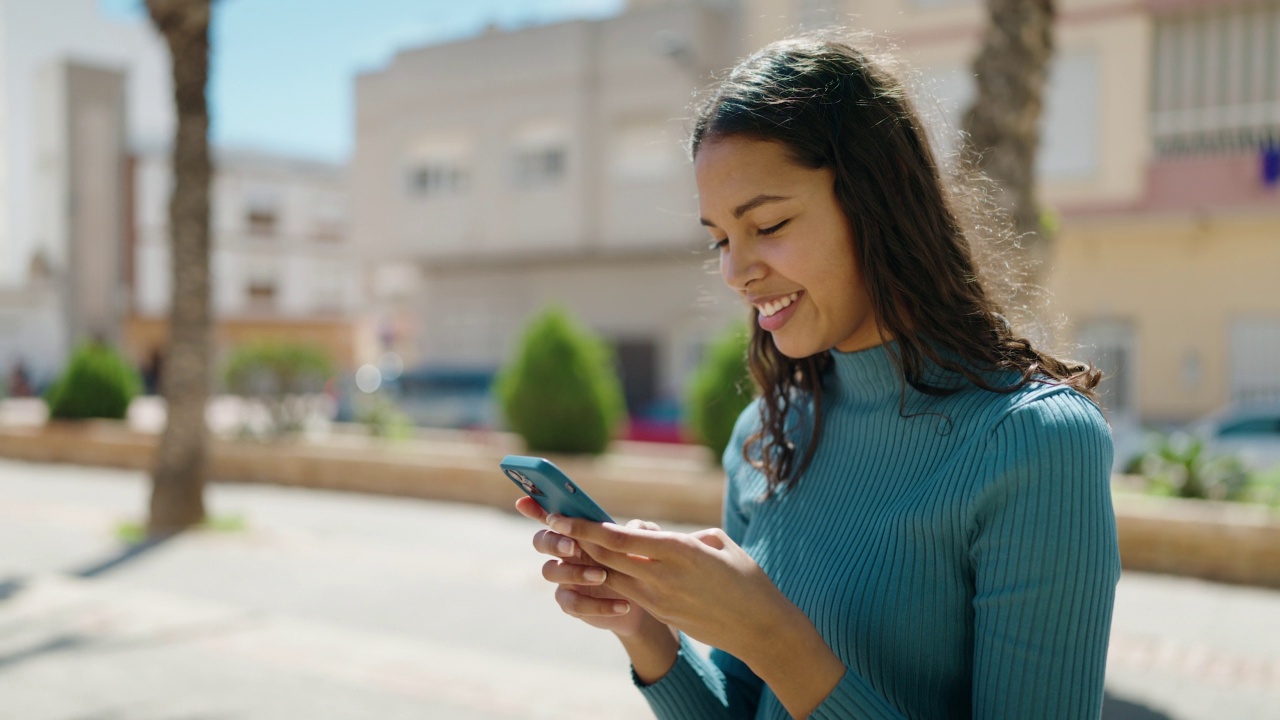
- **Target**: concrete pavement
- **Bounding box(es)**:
[0,459,1277,719]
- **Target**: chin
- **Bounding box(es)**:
[768,332,828,360]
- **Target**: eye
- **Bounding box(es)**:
[707,237,728,252]
[758,219,789,236]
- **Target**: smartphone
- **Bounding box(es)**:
[500,454,614,523]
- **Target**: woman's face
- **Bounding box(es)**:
[695,135,882,358]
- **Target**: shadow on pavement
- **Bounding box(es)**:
[73,534,178,580]
[0,533,179,602]
[1102,691,1176,719]
[0,633,90,670]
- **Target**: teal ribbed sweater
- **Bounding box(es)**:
[637,343,1121,719]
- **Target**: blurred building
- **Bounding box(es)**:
[0,0,171,390]
[354,0,744,420]
[356,0,1279,428]
[748,0,1280,429]
[126,149,367,372]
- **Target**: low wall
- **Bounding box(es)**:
[2,421,1277,588]
[0,421,722,526]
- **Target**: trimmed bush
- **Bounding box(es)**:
[223,341,335,437]
[685,325,755,463]
[356,392,415,441]
[1127,432,1251,501]
[45,342,143,420]
[495,307,625,455]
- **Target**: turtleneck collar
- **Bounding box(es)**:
[824,341,903,404]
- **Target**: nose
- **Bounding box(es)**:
[720,240,765,293]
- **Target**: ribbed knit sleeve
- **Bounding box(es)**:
[636,406,765,719]
[635,636,765,719]
[967,389,1121,718]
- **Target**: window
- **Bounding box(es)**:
[406,163,467,197]
[512,146,566,187]
[310,265,346,313]
[313,199,346,242]
[914,52,1099,180]
[1152,2,1280,155]
[246,276,277,311]
[1039,52,1099,179]
[510,121,569,188]
[1076,318,1137,419]
[1230,318,1280,404]
[405,133,471,199]
[244,188,280,236]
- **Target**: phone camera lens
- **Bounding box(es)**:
[505,469,543,496]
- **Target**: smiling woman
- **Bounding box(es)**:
[517,34,1120,720]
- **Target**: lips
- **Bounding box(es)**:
[754,291,803,332]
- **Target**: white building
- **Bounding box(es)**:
[0,0,170,388]
[0,0,171,288]
[128,148,366,371]
[133,149,359,321]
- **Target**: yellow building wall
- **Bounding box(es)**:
[1052,213,1280,423]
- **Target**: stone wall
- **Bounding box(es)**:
[2,421,1276,587]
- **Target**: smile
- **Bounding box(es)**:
[756,292,800,318]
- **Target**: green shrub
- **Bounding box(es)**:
[685,325,754,463]
[1130,432,1251,501]
[45,342,142,420]
[495,307,625,455]
[223,342,335,437]
[356,392,415,441]
[1241,467,1280,507]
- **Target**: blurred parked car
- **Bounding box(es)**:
[1189,403,1280,472]
[388,367,497,429]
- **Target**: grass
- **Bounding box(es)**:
[115,514,248,544]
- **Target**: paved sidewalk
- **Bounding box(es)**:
[1,459,1278,719]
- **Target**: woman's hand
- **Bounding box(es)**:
[545,513,848,716]
[516,496,658,637]
[542,513,792,660]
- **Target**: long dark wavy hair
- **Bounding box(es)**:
[690,35,1101,494]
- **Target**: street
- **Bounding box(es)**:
[0,459,1277,719]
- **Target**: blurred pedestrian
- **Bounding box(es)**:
[7,359,32,397]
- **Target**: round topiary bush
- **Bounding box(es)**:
[223,341,335,436]
[685,325,755,463]
[495,307,626,455]
[45,342,143,420]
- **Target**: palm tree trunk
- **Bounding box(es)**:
[146,0,213,536]
[963,0,1055,281]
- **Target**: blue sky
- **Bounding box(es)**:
[101,0,625,163]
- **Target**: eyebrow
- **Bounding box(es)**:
[699,194,792,227]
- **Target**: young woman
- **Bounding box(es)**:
[516,36,1120,719]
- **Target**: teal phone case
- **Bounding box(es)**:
[501,455,614,523]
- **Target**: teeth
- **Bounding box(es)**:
[759,292,799,318]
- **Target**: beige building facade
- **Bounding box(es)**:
[356,0,1279,425]
[354,0,744,415]
[746,0,1280,425]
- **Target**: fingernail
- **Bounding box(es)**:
[545,514,562,531]
[557,538,575,556]
[584,568,606,583]
[611,601,629,615]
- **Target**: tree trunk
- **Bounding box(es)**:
[962,0,1056,283]
[146,0,213,536]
